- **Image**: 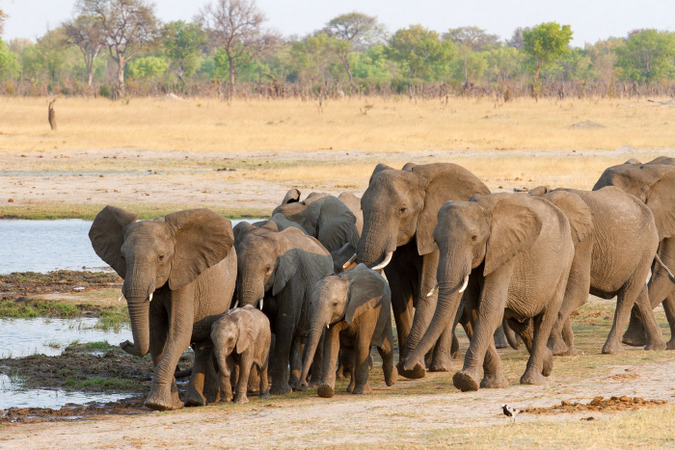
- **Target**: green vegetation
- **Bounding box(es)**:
[64,375,139,391]
[0,299,81,318]
[0,1,673,98]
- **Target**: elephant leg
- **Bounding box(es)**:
[603,282,642,354]
[184,341,213,407]
[507,318,533,352]
[269,318,294,395]
[145,303,194,411]
[289,335,303,390]
[521,310,556,385]
[259,362,270,399]
[218,358,234,402]
[493,325,508,349]
[345,346,356,393]
[377,323,397,386]
[429,322,453,372]
[317,327,341,398]
[664,294,675,350]
[635,286,666,351]
[386,264,414,362]
[352,326,376,395]
[234,352,253,404]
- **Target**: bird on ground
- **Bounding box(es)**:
[501,404,523,423]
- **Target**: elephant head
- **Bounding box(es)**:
[89,206,234,357]
[405,194,544,370]
[356,162,490,269]
[593,162,675,241]
[299,264,387,385]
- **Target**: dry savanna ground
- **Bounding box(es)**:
[0,96,674,447]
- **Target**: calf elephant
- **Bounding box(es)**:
[356,162,490,378]
[405,193,575,391]
[211,305,271,404]
[530,186,666,355]
[274,189,360,252]
[299,264,397,398]
[593,158,675,349]
[89,206,236,410]
[234,221,333,394]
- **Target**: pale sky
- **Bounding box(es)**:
[2,0,673,48]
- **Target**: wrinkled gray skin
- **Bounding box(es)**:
[593,157,675,349]
[281,188,363,236]
[89,206,236,410]
[405,193,575,391]
[529,186,666,355]
[234,221,333,395]
[274,189,361,252]
[211,305,271,404]
[356,162,490,379]
[299,264,397,398]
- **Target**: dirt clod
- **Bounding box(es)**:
[524,396,667,415]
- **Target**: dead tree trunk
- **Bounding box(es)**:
[48,99,57,131]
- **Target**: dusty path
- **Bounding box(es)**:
[2,358,673,448]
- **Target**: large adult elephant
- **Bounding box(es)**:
[274,189,361,251]
[89,206,236,410]
[356,162,490,378]
[405,193,575,391]
[530,186,667,354]
[233,221,333,394]
[593,158,675,349]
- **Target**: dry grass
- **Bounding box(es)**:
[1,96,674,155]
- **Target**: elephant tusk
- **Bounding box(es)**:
[372,251,393,271]
[118,294,125,302]
[259,298,264,310]
[326,324,330,329]
[147,292,153,303]
[233,300,239,309]
[458,275,470,294]
[342,253,357,270]
[427,283,439,298]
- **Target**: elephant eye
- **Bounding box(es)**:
[471,234,478,242]
[399,207,407,215]
[158,254,165,262]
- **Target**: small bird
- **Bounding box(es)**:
[501,404,522,423]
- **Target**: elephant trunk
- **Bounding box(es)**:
[125,298,151,357]
[404,263,469,371]
[237,278,265,308]
[357,213,396,269]
[299,317,326,386]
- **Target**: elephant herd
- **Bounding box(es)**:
[88,156,675,411]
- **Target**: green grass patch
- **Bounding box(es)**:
[97,305,130,330]
[0,299,80,318]
[63,376,140,391]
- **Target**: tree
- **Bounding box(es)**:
[386,25,454,81]
[522,22,573,88]
[198,0,280,89]
[616,29,675,84]
[322,12,386,51]
[0,6,6,36]
[162,20,206,83]
[76,0,160,96]
[443,26,498,84]
[0,39,19,81]
[127,55,169,81]
[289,33,341,85]
[64,15,105,86]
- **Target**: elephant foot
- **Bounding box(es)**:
[346,378,355,394]
[622,326,647,347]
[259,390,271,400]
[602,339,624,355]
[548,335,570,356]
[644,339,667,351]
[352,382,372,395]
[451,348,462,360]
[234,394,249,404]
[429,354,452,373]
[396,361,426,379]
[667,339,675,350]
[542,351,554,377]
[183,385,207,408]
[294,382,308,392]
[480,373,508,389]
[453,370,480,392]
[145,388,184,411]
[520,370,547,386]
[317,384,335,398]
[555,345,579,357]
[383,364,397,386]
[270,381,292,395]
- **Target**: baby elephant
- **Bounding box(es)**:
[300,264,397,398]
[211,305,271,403]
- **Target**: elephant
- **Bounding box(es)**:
[89,206,236,410]
[233,220,333,394]
[593,158,675,349]
[280,188,363,235]
[355,162,490,378]
[405,193,575,391]
[529,186,667,355]
[299,264,397,398]
[211,305,271,404]
[274,189,361,252]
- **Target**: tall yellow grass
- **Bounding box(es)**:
[1,96,674,154]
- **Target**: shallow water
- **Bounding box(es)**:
[0,317,131,358]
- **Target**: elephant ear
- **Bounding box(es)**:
[165,209,234,290]
[88,205,138,278]
[281,188,301,205]
[368,163,395,184]
[269,213,308,234]
[235,311,256,355]
[528,185,551,196]
[316,196,359,252]
[412,163,491,256]
[401,162,417,171]
[344,264,385,324]
[643,170,675,240]
[233,221,256,242]
[543,191,594,244]
[484,198,543,276]
[271,230,300,296]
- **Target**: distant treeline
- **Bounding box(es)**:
[0,0,674,100]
